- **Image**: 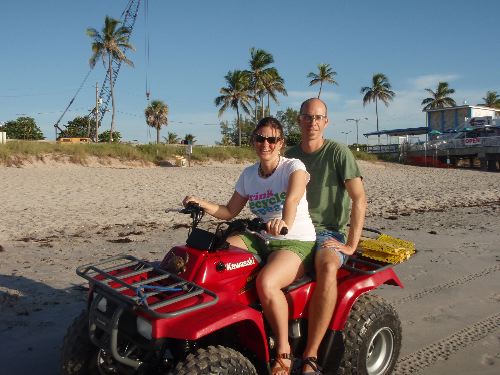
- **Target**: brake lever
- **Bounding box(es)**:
[246,223,288,245]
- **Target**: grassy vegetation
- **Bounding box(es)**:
[0,141,258,166]
[350,149,381,161]
[0,141,380,167]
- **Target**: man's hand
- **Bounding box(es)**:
[320,238,356,255]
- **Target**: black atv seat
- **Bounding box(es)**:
[281,253,390,294]
[283,274,314,293]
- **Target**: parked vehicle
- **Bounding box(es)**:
[61,204,407,375]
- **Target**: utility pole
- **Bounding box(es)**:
[86,115,90,138]
[346,117,368,151]
[341,131,351,145]
[95,82,99,142]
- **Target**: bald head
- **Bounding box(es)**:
[300,98,328,115]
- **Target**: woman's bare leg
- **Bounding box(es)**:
[257,250,303,374]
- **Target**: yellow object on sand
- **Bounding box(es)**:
[358,234,415,264]
[174,155,186,167]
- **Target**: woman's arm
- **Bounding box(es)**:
[182,191,247,220]
[267,169,308,236]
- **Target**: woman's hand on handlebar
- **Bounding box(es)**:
[266,218,288,236]
[182,195,204,209]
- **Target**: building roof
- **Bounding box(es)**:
[423,105,500,113]
[363,126,428,137]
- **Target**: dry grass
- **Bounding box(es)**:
[0,141,257,167]
[0,141,378,167]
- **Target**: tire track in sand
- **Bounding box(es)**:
[393,312,500,375]
[392,264,500,305]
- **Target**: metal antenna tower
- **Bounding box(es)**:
[96,0,141,122]
[54,0,142,139]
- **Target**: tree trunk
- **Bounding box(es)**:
[318,82,323,98]
[254,96,258,125]
[108,56,115,143]
[236,107,241,147]
[260,94,265,119]
[375,98,380,145]
[156,125,160,144]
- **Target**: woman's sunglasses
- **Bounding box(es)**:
[254,134,281,144]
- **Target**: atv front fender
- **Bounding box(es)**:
[332,267,403,330]
[154,298,270,361]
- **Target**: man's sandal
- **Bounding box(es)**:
[302,356,322,375]
[272,353,293,374]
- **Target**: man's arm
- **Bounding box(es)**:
[344,177,367,254]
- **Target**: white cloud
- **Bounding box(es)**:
[408,74,461,90]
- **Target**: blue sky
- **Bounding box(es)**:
[1,0,499,145]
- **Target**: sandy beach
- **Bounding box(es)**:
[0,159,499,374]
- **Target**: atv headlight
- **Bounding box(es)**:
[96,295,107,313]
[137,316,152,340]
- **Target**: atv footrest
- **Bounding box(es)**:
[77,254,218,318]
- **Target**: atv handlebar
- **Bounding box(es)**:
[254,221,288,236]
[178,203,288,236]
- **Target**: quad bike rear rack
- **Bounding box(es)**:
[76,254,218,319]
[342,254,395,275]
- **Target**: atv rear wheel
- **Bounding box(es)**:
[60,310,118,375]
[173,345,257,375]
[339,294,402,375]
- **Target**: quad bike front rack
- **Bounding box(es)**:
[77,254,218,318]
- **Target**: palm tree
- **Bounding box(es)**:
[421,82,456,110]
[145,100,169,144]
[215,70,253,146]
[247,48,277,121]
[164,131,180,144]
[479,91,500,109]
[262,69,287,115]
[361,73,395,143]
[87,16,135,142]
[184,134,196,144]
[308,63,338,98]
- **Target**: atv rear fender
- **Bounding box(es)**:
[332,266,403,330]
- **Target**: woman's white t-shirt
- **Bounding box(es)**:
[235,157,316,242]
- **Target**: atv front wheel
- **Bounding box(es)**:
[173,345,257,375]
[60,310,118,375]
[339,294,402,375]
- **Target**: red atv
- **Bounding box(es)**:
[61,204,404,375]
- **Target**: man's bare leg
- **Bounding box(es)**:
[302,249,340,372]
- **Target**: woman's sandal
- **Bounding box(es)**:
[272,353,293,374]
[302,356,322,375]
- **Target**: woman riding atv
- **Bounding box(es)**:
[183,116,316,375]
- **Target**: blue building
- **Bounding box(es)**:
[425,105,500,133]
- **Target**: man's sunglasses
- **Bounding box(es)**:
[254,134,281,144]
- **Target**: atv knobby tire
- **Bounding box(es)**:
[173,345,257,375]
[60,310,101,375]
[338,294,402,375]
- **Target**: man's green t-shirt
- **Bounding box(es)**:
[285,140,362,235]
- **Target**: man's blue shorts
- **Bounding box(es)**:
[315,231,347,266]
